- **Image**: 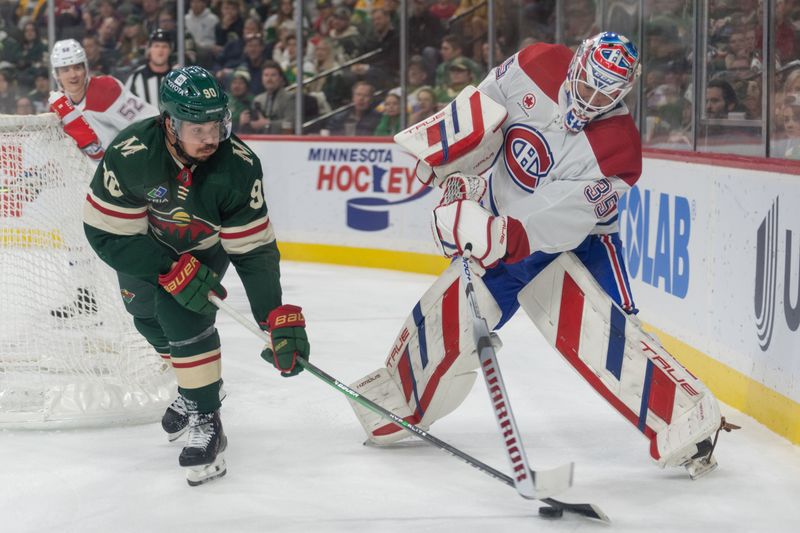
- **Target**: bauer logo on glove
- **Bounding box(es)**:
[259,304,310,377]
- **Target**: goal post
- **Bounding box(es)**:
[0,113,174,428]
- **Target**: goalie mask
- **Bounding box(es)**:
[159,66,232,145]
[560,32,641,133]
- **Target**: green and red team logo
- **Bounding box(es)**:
[148,207,218,253]
[120,288,136,303]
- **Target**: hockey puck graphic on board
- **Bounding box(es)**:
[538,506,564,518]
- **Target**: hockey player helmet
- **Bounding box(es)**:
[51,39,89,87]
[159,66,232,144]
[561,32,641,132]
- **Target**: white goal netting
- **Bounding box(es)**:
[0,113,174,428]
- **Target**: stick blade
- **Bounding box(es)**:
[542,497,610,523]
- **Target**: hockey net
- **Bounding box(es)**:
[0,113,174,428]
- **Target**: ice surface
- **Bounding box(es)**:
[2,262,799,532]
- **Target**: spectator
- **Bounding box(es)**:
[326,80,381,136]
[227,68,254,133]
[117,15,149,71]
[563,0,599,49]
[354,8,399,90]
[157,7,179,36]
[15,95,34,115]
[141,0,162,36]
[125,28,174,108]
[429,0,457,20]
[779,93,800,159]
[275,33,316,85]
[81,34,112,75]
[185,0,220,67]
[308,37,350,109]
[238,32,272,94]
[328,6,363,63]
[706,78,738,119]
[409,85,437,124]
[239,61,295,134]
[96,16,122,61]
[214,0,245,59]
[27,68,50,114]
[0,70,16,114]
[435,57,475,105]
[216,16,262,72]
[312,0,335,38]
[374,93,401,136]
[390,55,431,112]
[264,0,300,44]
[10,22,48,91]
[409,0,446,74]
[434,34,481,89]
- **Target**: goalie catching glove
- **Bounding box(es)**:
[49,91,105,161]
[432,174,530,269]
[158,254,227,315]
[260,305,310,377]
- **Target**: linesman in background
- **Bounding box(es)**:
[125,28,174,107]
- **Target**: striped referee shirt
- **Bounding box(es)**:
[124,64,172,108]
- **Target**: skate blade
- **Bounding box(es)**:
[186,454,227,486]
[686,456,718,480]
[362,438,426,448]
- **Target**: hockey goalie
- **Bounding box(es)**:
[347,32,732,479]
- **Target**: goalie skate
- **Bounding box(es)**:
[179,409,228,486]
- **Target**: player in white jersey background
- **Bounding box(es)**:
[349,33,728,480]
[48,38,159,161]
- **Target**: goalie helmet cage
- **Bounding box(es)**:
[0,113,174,429]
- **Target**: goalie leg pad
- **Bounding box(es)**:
[517,251,721,469]
[348,261,502,444]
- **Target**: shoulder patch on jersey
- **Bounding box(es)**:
[517,43,573,103]
[85,76,123,113]
[584,114,642,186]
[230,138,254,166]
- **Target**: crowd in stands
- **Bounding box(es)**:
[0,0,573,137]
[8,0,798,157]
[642,0,800,158]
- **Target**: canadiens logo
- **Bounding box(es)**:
[521,93,536,109]
[503,124,554,192]
[148,207,218,253]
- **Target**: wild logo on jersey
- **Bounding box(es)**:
[503,124,554,192]
[148,206,217,253]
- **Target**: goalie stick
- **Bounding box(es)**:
[208,294,608,522]
[457,249,575,500]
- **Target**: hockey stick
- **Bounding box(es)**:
[208,294,608,522]
[457,249,575,501]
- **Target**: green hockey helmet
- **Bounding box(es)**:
[160,66,232,143]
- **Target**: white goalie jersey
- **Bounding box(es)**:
[477,43,642,254]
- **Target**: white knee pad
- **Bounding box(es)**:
[349,261,502,444]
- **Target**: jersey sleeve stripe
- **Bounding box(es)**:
[85,192,148,218]
[219,216,270,239]
[83,195,148,236]
[220,217,275,254]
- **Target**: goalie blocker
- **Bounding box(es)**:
[348,253,722,476]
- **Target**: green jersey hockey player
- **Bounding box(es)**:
[82,65,310,486]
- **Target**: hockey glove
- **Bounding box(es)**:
[158,254,227,315]
[49,91,105,161]
[432,198,530,269]
[260,304,309,378]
